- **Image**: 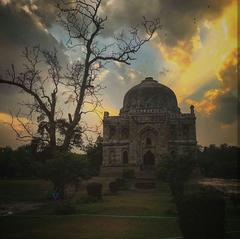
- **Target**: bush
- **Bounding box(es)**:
[86,182,102,199]
[197,144,239,179]
[115,177,127,190]
[54,201,76,215]
[135,181,156,189]
[86,140,103,176]
[157,154,196,197]
[122,169,135,179]
[109,181,119,193]
[42,151,89,199]
[176,187,225,239]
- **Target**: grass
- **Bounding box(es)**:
[75,190,176,216]
[0,179,239,239]
[0,215,181,239]
[0,180,52,203]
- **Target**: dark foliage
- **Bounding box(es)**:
[114,178,127,190]
[53,201,76,215]
[86,182,102,199]
[122,169,135,179]
[197,144,239,179]
[109,181,119,193]
[41,152,89,199]
[135,181,156,189]
[157,154,196,197]
[0,145,41,179]
[176,186,225,239]
[85,138,103,176]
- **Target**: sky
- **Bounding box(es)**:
[0,0,238,148]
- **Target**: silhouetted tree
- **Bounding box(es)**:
[85,136,103,176]
[0,0,161,152]
[197,144,239,179]
[157,154,196,197]
[41,151,89,198]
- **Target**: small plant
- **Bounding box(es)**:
[53,201,76,215]
[115,177,127,190]
[109,181,118,193]
[86,182,102,199]
[122,169,135,179]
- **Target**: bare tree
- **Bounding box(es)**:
[0,0,161,152]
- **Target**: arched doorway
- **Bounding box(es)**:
[122,151,128,164]
[143,150,155,166]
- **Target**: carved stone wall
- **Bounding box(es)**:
[102,77,197,172]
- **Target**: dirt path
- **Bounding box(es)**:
[0,202,43,216]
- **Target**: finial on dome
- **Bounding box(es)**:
[145,77,153,81]
[104,111,109,118]
[142,77,155,84]
[190,105,195,114]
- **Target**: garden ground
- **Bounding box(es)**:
[0,179,239,239]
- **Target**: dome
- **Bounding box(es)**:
[122,77,179,113]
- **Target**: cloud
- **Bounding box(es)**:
[102,0,234,61]
[100,62,145,111]
[217,48,238,92]
[196,112,238,146]
[185,48,239,125]
[0,112,31,132]
[0,0,68,110]
[0,1,66,72]
[0,0,238,147]
[0,112,35,148]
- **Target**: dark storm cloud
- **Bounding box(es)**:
[213,49,239,124]
[3,0,59,28]
[102,0,233,47]
[0,1,67,110]
[213,92,239,124]
[0,1,66,67]
[185,48,238,125]
[0,1,69,127]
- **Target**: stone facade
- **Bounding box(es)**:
[102,77,197,174]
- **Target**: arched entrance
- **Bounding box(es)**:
[143,150,155,166]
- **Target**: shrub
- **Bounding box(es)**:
[115,177,127,190]
[54,201,76,215]
[109,181,119,193]
[157,154,196,197]
[176,187,225,239]
[197,144,239,179]
[86,182,102,199]
[42,151,89,199]
[122,169,135,179]
[135,181,156,189]
[86,140,103,176]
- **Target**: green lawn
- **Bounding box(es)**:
[75,190,175,216]
[0,216,181,239]
[0,180,52,203]
[0,179,239,239]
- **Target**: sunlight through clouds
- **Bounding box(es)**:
[159,0,238,104]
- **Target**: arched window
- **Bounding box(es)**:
[122,151,128,164]
[146,137,152,145]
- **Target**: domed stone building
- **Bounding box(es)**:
[102,77,197,174]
